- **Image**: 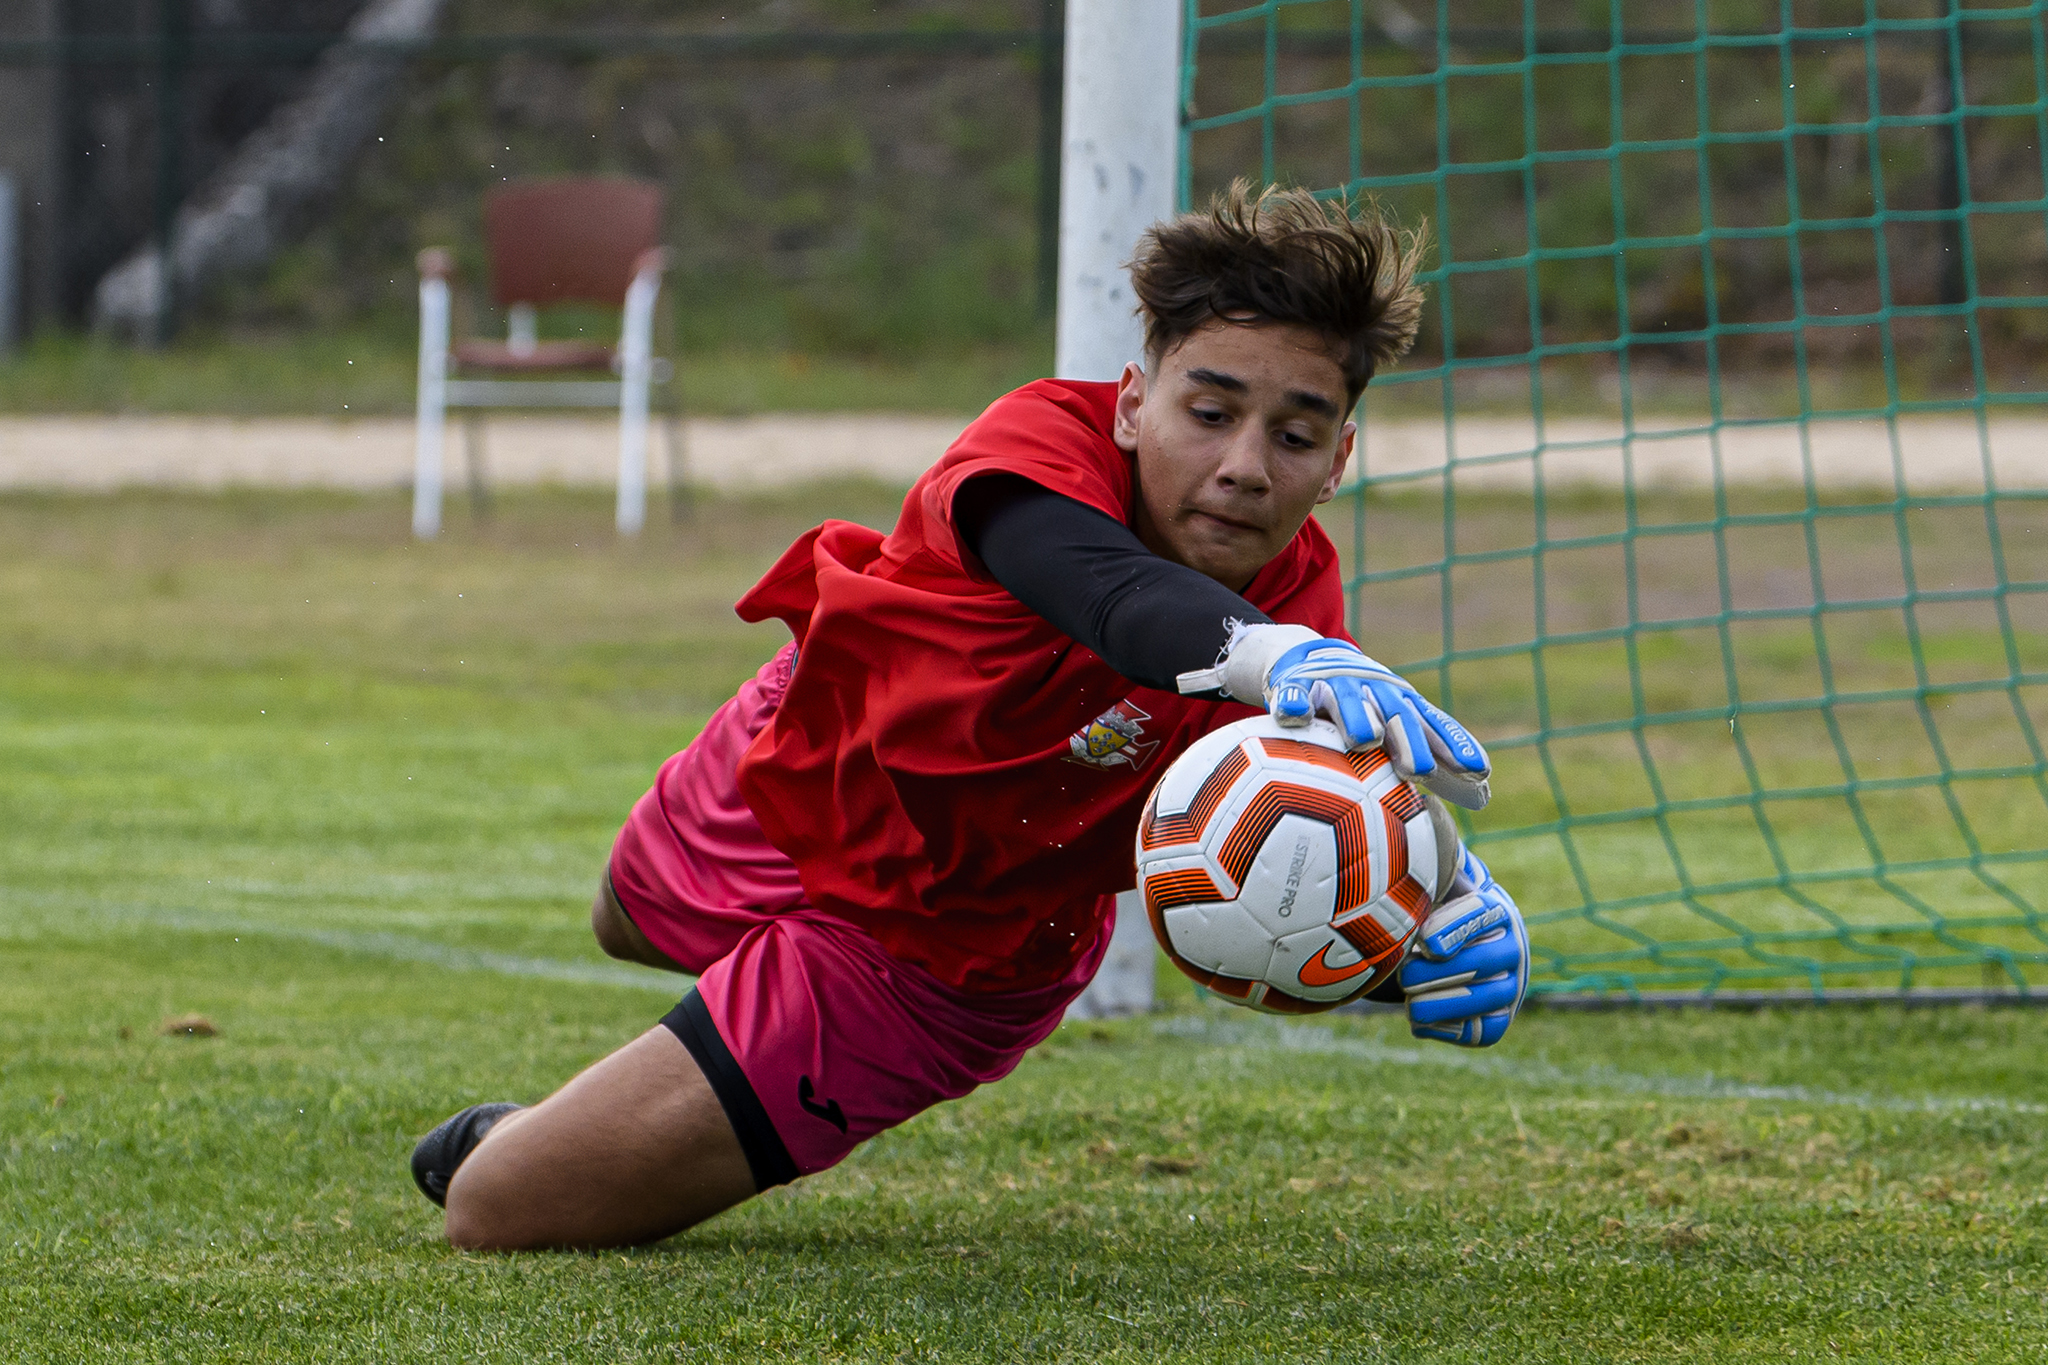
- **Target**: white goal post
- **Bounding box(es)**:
[1056,0,1182,1020]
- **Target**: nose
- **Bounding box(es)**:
[1213,426,1271,496]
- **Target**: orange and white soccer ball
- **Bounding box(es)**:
[1136,714,1461,1013]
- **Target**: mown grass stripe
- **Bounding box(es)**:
[0,900,686,994]
[1158,1014,2048,1116]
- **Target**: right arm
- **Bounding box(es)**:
[954,473,1267,696]
[955,473,1491,810]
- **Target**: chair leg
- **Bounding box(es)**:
[464,414,490,522]
[618,394,649,537]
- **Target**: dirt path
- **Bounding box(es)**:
[1,411,2042,491]
[0,414,966,491]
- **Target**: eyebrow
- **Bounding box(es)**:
[1282,389,1343,420]
[1184,367,1342,421]
[1184,367,1247,394]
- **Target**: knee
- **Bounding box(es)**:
[442,1195,499,1251]
[590,887,634,962]
[444,1208,526,1252]
[440,1129,552,1252]
[590,879,686,973]
[443,1151,536,1251]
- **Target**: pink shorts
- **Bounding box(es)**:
[608,644,1105,1186]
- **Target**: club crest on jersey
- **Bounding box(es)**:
[1065,700,1160,772]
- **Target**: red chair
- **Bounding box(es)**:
[413,177,680,536]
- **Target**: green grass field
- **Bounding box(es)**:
[0,329,1917,423]
[6,489,2048,1362]
[1351,486,2048,995]
[0,331,1056,419]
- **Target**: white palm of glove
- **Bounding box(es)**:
[1178,623,1492,811]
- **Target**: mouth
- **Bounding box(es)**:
[1188,507,1263,535]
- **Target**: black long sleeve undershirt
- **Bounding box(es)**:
[954,474,1273,694]
[961,477,1405,1001]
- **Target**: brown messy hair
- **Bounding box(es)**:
[1127,180,1427,406]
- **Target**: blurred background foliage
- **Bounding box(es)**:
[208,0,1057,362]
[3,0,2040,413]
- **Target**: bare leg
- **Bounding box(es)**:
[590,876,686,972]
[443,1025,757,1250]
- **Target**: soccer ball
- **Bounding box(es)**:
[1135,714,1460,1013]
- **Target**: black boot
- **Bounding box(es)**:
[409,1102,522,1207]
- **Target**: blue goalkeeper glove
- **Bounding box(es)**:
[1398,848,1528,1047]
[1177,623,1491,810]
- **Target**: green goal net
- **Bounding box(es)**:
[1180,0,2048,999]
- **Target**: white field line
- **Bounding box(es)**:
[13,900,2041,1114]
[1155,1013,2048,1116]
[0,414,970,491]
[263,922,690,994]
[3,900,687,994]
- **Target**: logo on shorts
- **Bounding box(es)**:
[798,1075,848,1134]
[1064,699,1160,772]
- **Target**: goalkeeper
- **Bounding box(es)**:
[411,182,1529,1250]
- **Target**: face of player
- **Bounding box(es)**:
[1113,319,1356,593]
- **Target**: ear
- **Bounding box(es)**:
[1112,362,1147,453]
[1316,420,1357,504]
